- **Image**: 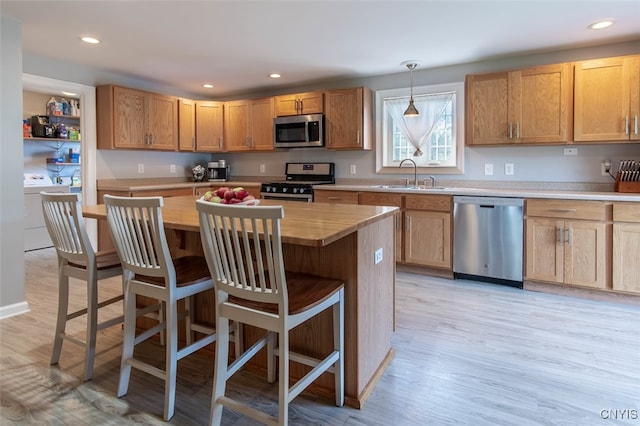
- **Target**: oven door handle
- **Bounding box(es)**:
[260,192,313,202]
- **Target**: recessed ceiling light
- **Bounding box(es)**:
[61,91,77,97]
[81,36,100,44]
[588,20,614,30]
[269,73,281,79]
[202,83,214,88]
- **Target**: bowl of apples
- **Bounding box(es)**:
[200,186,260,206]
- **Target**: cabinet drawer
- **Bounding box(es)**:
[613,203,640,222]
[314,190,359,204]
[358,192,402,207]
[405,194,451,212]
[526,199,611,221]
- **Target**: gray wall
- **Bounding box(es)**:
[1,16,27,317]
[89,41,640,184]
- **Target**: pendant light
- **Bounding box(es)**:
[401,61,420,117]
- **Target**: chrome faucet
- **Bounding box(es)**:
[399,158,418,186]
[427,175,436,188]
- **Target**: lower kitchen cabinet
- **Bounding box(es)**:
[403,195,452,269]
[525,199,612,289]
[613,202,640,293]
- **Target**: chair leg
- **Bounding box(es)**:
[210,317,230,426]
[278,331,289,426]
[267,331,276,383]
[185,296,194,346]
[50,267,69,366]
[164,301,179,421]
[118,289,137,398]
[333,292,345,407]
[83,270,99,381]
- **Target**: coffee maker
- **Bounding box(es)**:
[207,161,229,181]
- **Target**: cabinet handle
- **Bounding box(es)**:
[516,122,520,139]
[192,136,195,149]
[625,116,629,135]
[219,136,223,149]
[327,197,341,200]
[551,208,576,213]
[557,227,563,243]
[357,130,361,146]
[509,122,513,139]
[149,133,153,145]
[635,115,638,135]
[565,227,571,245]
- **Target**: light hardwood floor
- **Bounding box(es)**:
[2,248,639,425]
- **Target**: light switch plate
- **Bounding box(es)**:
[563,148,578,156]
[484,163,494,176]
[505,163,514,175]
[374,248,383,264]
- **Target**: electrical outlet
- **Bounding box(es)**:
[374,248,383,264]
[170,164,176,173]
[350,164,357,175]
[260,163,266,173]
[504,163,514,175]
[601,160,611,176]
[563,147,578,156]
[484,163,494,176]
[138,163,144,174]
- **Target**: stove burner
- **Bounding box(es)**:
[260,162,335,202]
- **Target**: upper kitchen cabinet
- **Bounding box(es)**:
[324,87,372,150]
[178,99,224,152]
[224,97,275,152]
[97,85,178,150]
[466,63,572,146]
[274,91,324,116]
[574,55,640,142]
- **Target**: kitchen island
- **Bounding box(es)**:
[84,195,399,408]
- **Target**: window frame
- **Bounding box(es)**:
[375,81,465,175]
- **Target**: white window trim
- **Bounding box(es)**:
[375,81,465,175]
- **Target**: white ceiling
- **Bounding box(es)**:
[3,0,639,98]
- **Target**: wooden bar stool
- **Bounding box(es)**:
[104,194,219,421]
[197,200,344,426]
[41,192,124,381]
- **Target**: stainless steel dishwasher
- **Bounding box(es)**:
[453,196,524,288]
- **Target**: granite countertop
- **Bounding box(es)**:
[96,178,640,202]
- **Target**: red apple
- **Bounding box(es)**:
[224,190,235,200]
[242,195,255,202]
[216,186,229,198]
[229,198,242,204]
[220,198,229,204]
[235,189,249,200]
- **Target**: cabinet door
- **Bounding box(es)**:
[465,72,510,145]
[195,101,224,152]
[404,210,451,269]
[511,63,572,143]
[178,98,195,151]
[564,221,609,289]
[325,87,372,150]
[224,100,250,152]
[113,86,148,149]
[147,92,178,150]
[525,217,564,283]
[574,56,635,142]
[359,192,403,262]
[275,92,323,116]
[250,97,275,151]
[613,222,640,293]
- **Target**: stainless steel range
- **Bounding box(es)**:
[260,162,335,202]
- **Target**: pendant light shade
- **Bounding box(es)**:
[402,61,420,117]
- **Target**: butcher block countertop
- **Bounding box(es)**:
[84,195,399,247]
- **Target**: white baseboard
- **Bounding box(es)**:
[0,301,30,320]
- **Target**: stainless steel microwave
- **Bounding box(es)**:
[273,113,324,148]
